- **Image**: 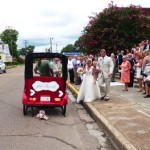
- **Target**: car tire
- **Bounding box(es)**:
[23,105,27,116]
[0,68,2,74]
[3,69,6,73]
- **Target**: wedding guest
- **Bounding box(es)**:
[110,53,116,82]
[34,58,53,77]
[67,56,74,84]
[141,49,149,94]
[142,49,150,98]
[116,50,123,78]
[143,40,150,50]
[51,58,62,77]
[125,49,130,55]
[120,55,131,91]
[134,45,141,63]
[139,41,145,51]
[134,53,143,92]
[128,53,136,87]
[72,55,80,85]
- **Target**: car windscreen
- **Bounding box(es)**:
[25,53,68,81]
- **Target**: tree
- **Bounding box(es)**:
[27,45,35,53]
[74,36,84,52]
[19,45,35,55]
[0,29,19,58]
[45,48,50,53]
[61,44,74,53]
[81,2,150,55]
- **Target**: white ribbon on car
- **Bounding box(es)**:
[32,81,59,92]
[30,81,63,97]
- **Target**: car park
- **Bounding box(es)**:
[0,60,6,73]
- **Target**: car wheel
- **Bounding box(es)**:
[3,69,6,73]
[0,68,2,74]
[62,105,66,117]
[23,105,27,116]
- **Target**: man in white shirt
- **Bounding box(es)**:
[51,58,62,77]
[67,56,74,83]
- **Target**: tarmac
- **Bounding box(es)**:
[67,80,150,150]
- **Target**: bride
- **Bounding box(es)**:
[77,59,101,103]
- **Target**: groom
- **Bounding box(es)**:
[97,49,114,101]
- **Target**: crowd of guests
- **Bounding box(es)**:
[68,39,150,100]
[33,39,150,101]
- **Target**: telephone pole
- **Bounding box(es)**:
[23,40,28,48]
[50,37,53,53]
[56,43,58,53]
[6,26,14,65]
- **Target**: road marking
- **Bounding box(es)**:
[138,110,150,118]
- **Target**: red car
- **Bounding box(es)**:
[22,52,68,116]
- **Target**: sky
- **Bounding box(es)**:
[0,0,149,52]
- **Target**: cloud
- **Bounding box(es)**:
[0,0,149,52]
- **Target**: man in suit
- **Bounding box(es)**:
[127,53,136,87]
[97,49,114,101]
[72,55,80,85]
[116,50,123,78]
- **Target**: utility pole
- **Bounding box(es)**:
[23,40,28,48]
[56,43,57,53]
[50,37,53,53]
[6,26,14,65]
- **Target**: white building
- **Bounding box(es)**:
[0,40,12,62]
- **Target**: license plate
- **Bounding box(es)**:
[40,96,51,101]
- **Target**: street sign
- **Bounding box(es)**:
[63,52,82,56]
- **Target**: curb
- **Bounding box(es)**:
[67,81,138,150]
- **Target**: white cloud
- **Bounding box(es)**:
[0,0,149,52]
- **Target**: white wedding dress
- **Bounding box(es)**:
[77,66,101,103]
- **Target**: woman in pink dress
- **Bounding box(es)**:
[120,55,131,91]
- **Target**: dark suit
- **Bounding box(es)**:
[143,44,150,50]
[116,53,123,78]
[128,57,136,87]
[116,53,123,66]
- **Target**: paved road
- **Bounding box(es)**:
[0,66,115,150]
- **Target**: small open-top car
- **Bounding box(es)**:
[22,52,68,116]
